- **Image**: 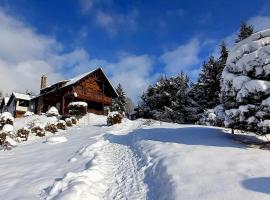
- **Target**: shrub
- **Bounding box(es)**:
[46,106,60,117]
[0,134,17,150]
[70,117,77,125]
[45,123,58,133]
[65,118,73,127]
[31,126,46,137]
[17,127,30,141]
[0,133,6,146]
[56,120,67,130]
[0,112,14,128]
[107,112,123,126]
[67,102,88,118]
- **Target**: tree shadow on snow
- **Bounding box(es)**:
[104,126,246,200]
[242,177,270,194]
[104,126,245,149]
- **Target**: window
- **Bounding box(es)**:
[18,100,29,107]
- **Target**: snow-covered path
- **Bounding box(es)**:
[46,120,147,200]
[1,114,270,200]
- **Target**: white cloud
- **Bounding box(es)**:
[79,0,97,13]
[160,38,201,78]
[248,16,270,32]
[95,10,138,35]
[71,54,155,102]
[0,9,86,95]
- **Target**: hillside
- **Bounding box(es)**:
[1,114,270,200]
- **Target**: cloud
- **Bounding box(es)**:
[79,0,94,12]
[71,54,155,102]
[160,38,201,78]
[0,8,87,95]
[95,10,138,35]
[248,16,270,32]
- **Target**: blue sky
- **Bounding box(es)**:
[0,0,270,101]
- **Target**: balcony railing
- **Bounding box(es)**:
[76,90,112,105]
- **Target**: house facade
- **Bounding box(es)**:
[4,93,35,117]
[36,67,118,115]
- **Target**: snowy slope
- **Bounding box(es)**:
[1,114,270,200]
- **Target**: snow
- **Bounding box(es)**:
[1,114,270,199]
[2,124,14,133]
[46,106,59,116]
[46,136,67,144]
[5,136,17,147]
[68,101,88,107]
[1,112,14,122]
[24,111,34,117]
[108,111,121,118]
[12,92,33,100]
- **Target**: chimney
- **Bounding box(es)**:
[40,75,47,90]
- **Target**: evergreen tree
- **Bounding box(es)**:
[190,42,228,110]
[111,84,126,113]
[138,72,202,123]
[235,22,254,43]
[190,56,220,109]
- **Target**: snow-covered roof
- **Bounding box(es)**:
[6,92,34,107]
[13,92,32,100]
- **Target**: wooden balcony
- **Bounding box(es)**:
[76,90,112,105]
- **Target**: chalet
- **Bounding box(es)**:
[36,67,118,115]
[5,93,35,117]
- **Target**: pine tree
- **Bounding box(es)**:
[190,56,220,109]
[235,22,254,43]
[138,72,202,123]
[111,84,126,113]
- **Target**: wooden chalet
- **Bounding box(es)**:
[36,68,118,115]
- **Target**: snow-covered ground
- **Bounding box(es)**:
[1,114,270,200]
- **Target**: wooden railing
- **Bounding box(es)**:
[76,90,112,105]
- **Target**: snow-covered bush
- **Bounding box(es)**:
[17,127,30,141]
[0,112,14,128]
[0,124,16,150]
[107,111,123,126]
[56,120,67,130]
[45,123,58,133]
[65,118,73,127]
[67,102,87,118]
[70,117,77,125]
[31,125,46,137]
[198,109,216,126]
[46,107,59,117]
[221,29,270,134]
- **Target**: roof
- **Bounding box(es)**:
[41,67,118,97]
[13,92,32,100]
[6,92,34,107]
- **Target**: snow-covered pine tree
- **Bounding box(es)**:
[221,29,270,134]
[111,84,127,113]
[138,72,202,123]
[190,56,220,108]
[235,22,254,43]
[190,42,228,112]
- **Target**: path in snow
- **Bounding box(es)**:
[46,119,148,200]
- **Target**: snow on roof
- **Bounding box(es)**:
[13,92,32,100]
